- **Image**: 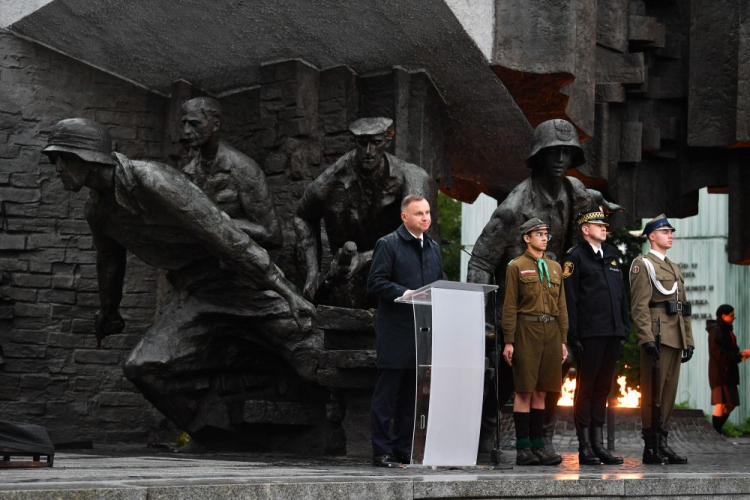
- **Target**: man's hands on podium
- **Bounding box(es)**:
[400,289,416,301]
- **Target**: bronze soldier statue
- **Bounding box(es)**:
[294,117,431,307]
[467,118,621,454]
[42,118,317,445]
[180,97,282,249]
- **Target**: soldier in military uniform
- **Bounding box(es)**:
[562,207,629,465]
[630,214,695,464]
[502,218,569,466]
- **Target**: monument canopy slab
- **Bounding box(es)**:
[7,0,532,202]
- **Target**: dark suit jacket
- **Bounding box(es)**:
[562,242,629,341]
[707,319,741,388]
[367,224,443,369]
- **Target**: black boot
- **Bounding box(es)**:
[577,427,600,465]
[642,428,667,465]
[659,429,687,464]
[590,427,623,465]
[712,415,727,435]
[542,419,557,454]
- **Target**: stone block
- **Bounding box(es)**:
[596,0,629,53]
[74,349,120,365]
[619,122,643,162]
[323,330,376,351]
[319,350,376,369]
[19,374,51,389]
[596,47,646,85]
[0,258,29,272]
[315,305,375,331]
[1,286,37,302]
[629,15,666,47]
[0,233,26,251]
[243,400,323,425]
[3,343,46,358]
[99,391,144,407]
[5,329,48,345]
[0,187,40,203]
[12,273,52,288]
[316,368,377,389]
[13,302,50,318]
[39,289,77,304]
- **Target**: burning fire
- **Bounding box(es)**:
[557,375,641,408]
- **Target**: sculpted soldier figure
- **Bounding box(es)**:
[501,218,568,466]
[630,214,694,464]
[180,97,282,249]
[468,118,620,453]
[294,117,431,307]
[562,207,629,465]
[42,118,317,443]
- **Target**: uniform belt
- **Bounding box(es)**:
[649,301,684,312]
[518,314,556,324]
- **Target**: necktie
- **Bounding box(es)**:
[537,258,551,288]
[598,250,603,260]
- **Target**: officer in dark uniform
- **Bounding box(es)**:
[562,207,629,465]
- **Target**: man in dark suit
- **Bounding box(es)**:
[367,195,443,468]
[562,207,629,465]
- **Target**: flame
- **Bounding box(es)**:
[557,375,641,408]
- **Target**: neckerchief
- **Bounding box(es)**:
[538,257,551,289]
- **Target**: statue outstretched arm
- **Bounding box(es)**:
[88,202,126,346]
[586,188,624,213]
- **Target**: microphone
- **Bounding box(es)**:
[440,237,495,276]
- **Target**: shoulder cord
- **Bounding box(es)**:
[640,257,678,298]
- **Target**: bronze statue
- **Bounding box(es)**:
[467,118,622,453]
[42,118,318,443]
[180,97,282,249]
[294,117,431,307]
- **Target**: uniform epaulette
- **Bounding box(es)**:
[507,259,514,266]
[564,245,577,255]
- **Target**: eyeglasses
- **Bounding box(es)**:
[530,232,552,241]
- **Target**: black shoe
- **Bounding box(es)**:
[516,448,541,466]
[577,427,601,465]
[641,428,667,465]
[659,430,687,464]
[590,427,623,465]
[393,451,411,464]
[532,447,562,465]
[373,454,403,468]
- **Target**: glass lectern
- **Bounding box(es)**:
[396,280,497,466]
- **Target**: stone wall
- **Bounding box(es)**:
[0,30,171,444]
[0,31,447,453]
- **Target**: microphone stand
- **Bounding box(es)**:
[441,238,503,465]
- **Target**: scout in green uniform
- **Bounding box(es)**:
[630,214,695,464]
[502,218,569,466]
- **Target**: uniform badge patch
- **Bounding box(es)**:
[632,265,640,274]
[611,259,617,266]
[520,270,537,275]
[562,261,574,278]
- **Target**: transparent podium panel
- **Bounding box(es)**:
[396,280,497,467]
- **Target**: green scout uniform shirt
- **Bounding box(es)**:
[630,252,694,350]
[501,250,569,344]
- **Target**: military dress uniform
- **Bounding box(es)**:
[630,214,694,464]
[562,208,629,465]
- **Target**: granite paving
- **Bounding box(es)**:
[0,437,749,499]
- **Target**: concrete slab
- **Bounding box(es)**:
[1,439,749,499]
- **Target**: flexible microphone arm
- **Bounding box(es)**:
[440,237,496,280]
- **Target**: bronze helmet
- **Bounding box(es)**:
[526,119,585,169]
[42,118,115,166]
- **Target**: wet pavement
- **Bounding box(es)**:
[1,437,749,499]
